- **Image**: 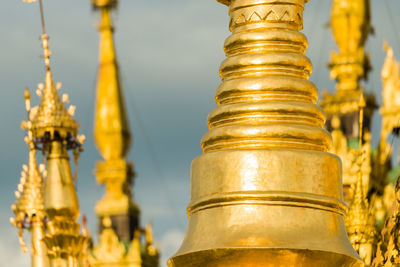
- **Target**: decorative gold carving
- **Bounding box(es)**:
[16,1,90,266]
[345,99,377,265]
[346,173,378,266]
[372,178,400,266]
[91,218,159,267]
[11,95,50,267]
[229,3,304,30]
[92,217,128,265]
[30,35,79,140]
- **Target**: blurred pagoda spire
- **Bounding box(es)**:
[91,0,159,266]
[18,0,89,266]
[92,0,138,243]
[320,0,377,202]
[169,0,361,266]
[330,0,371,92]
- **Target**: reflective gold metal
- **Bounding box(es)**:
[379,43,400,170]
[17,1,90,266]
[330,0,370,92]
[37,41,88,267]
[91,217,142,267]
[368,41,400,267]
[11,117,50,267]
[320,0,374,152]
[92,0,138,221]
[345,98,377,266]
[168,0,361,266]
[346,166,377,266]
[91,1,160,266]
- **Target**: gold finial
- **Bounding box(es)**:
[24,88,31,112]
[23,0,50,70]
[330,0,371,91]
[22,0,79,141]
[344,94,377,265]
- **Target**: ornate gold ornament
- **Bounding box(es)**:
[372,178,400,266]
[320,0,400,265]
[11,91,50,267]
[15,1,90,266]
[169,0,361,266]
[345,98,378,266]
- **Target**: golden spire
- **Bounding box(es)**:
[20,1,88,266]
[346,96,377,265]
[90,1,159,266]
[330,0,371,92]
[92,0,139,240]
[320,0,376,204]
[320,0,374,137]
[169,0,361,266]
[11,89,50,267]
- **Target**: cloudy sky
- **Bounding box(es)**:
[1,0,400,266]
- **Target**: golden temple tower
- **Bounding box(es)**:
[13,1,90,266]
[36,24,89,267]
[169,0,361,266]
[91,0,159,266]
[92,0,137,241]
[320,0,376,201]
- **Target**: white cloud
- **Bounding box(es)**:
[159,229,185,267]
[0,226,30,267]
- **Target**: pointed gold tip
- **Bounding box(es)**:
[41,34,51,70]
[24,88,30,100]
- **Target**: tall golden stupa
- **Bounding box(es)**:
[10,0,400,266]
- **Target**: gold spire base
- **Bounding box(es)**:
[94,159,138,216]
[170,249,360,267]
[169,150,362,266]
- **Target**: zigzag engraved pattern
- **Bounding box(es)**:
[230,5,303,28]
